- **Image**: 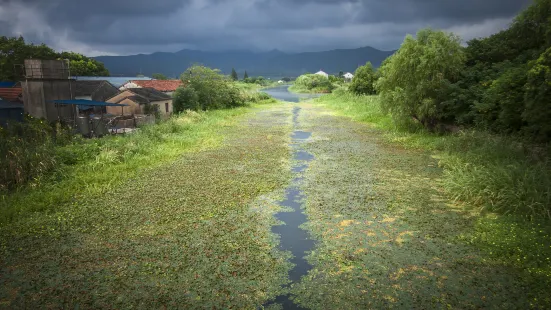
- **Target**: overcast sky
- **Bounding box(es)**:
[0,0,532,56]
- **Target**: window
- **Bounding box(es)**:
[165,102,169,113]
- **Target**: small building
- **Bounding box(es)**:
[73,80,120,113]
[278,80,284,84]
[120,80,182,96]
[105,88,173,116]
[344,72,354,81]
[315,70,329,78]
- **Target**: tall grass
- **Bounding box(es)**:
[315,90,551,220]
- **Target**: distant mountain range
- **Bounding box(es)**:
[94,46,395,79]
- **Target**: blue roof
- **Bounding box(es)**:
[0,82,16,88]
[74,76,152,87]
[51,99,128,107]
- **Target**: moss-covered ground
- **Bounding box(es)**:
[0,104,294,308]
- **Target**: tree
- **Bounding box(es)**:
[376,28,465,130]
[243,71,249,80]
[59,52,109,76]
[349,62,377,95]
[338,71,344,78]
[173,86,200,112]
[152,73,168,80]
[231,68,238,81]
[178,65,245,110]
[0,36,57,81]
[523,46,551,141]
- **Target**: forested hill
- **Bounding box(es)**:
[93,46,395,78]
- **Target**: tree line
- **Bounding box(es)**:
[349,0,551,142]
[0,36,109,81]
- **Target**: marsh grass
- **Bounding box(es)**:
[310,93,551,307]
[314,91,551,220]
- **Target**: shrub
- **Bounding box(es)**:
[523,46,551,141]
[177,65,247,111]
[293,74,334,93]
[377,28,465,130]
[349,62,377,95]
[173,86,200,112]
[0,117,73,190]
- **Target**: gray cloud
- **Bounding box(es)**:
[0,0,533,56]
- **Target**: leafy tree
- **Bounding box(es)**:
[281,77,291,82]
[338,71,344,78]
[178,65,245,110]
[349,62,377,95]
[231,68,238,81]
[0,36,57,81]
[523,46,551,141]
[243,71,249,80]
[173,86,200,112]
[152,73,168,80]
[377,28,465,130]
[59,52,109,76]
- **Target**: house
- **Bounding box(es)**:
[105,87,173,116]
[343,72,354,81]
[315,70,329,78]
[74,80,120,102]
[278,80,284,84]
[119,80,182,96]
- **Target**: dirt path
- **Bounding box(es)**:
[0,102,536,309]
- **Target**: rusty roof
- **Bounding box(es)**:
[0,87,22,102]
[128,80,182,92]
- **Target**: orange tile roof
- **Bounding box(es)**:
[130,80,182,92]
[0,87,22,102]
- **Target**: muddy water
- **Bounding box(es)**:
[269,107,315,309]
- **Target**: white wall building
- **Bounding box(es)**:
[315,70,329,78]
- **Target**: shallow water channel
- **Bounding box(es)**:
[269,106,315,309]
[263,85,322,102]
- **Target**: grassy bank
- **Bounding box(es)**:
[0,102,294,308]
[310,91,551,305]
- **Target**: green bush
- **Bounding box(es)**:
[293,74,334,93]
[377,28,465,130]
[349,62,377,95]
[173,86,200,112]
[175,65,248,111]
[0,117,73,191]
[523,46,551,141]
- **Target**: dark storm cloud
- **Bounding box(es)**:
[0,0,533,56]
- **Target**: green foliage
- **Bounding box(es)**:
[143,103,161,121]
[349,62,377,95]
[446,0,551,140]
[0,36,57,81]
[0,116,73,191]
[243,76,270,86]
[281,77,291,82]
[59,52,110,76]
[152,73,168,80]
[177,65,247,111]
[328,75,341,83]
[377,28,465,130]
[291,74,334,93]
[173,86,200,112]
[523,47,551,141]
[231,68,238,81]
[243,71,249,80]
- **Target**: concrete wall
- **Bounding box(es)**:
[22,80,75,121]
[106,98,140,115]
[152,99,173,115]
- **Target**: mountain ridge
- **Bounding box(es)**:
[94,46,395,78]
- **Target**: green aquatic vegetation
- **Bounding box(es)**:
[290,103,551,308]
[0,104,295,308]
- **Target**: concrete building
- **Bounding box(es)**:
[344,72,354,81]
[20,59,75,122]
[106,88,173,116]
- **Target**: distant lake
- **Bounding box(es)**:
[263,85,322,102]
[73,76,152,87]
